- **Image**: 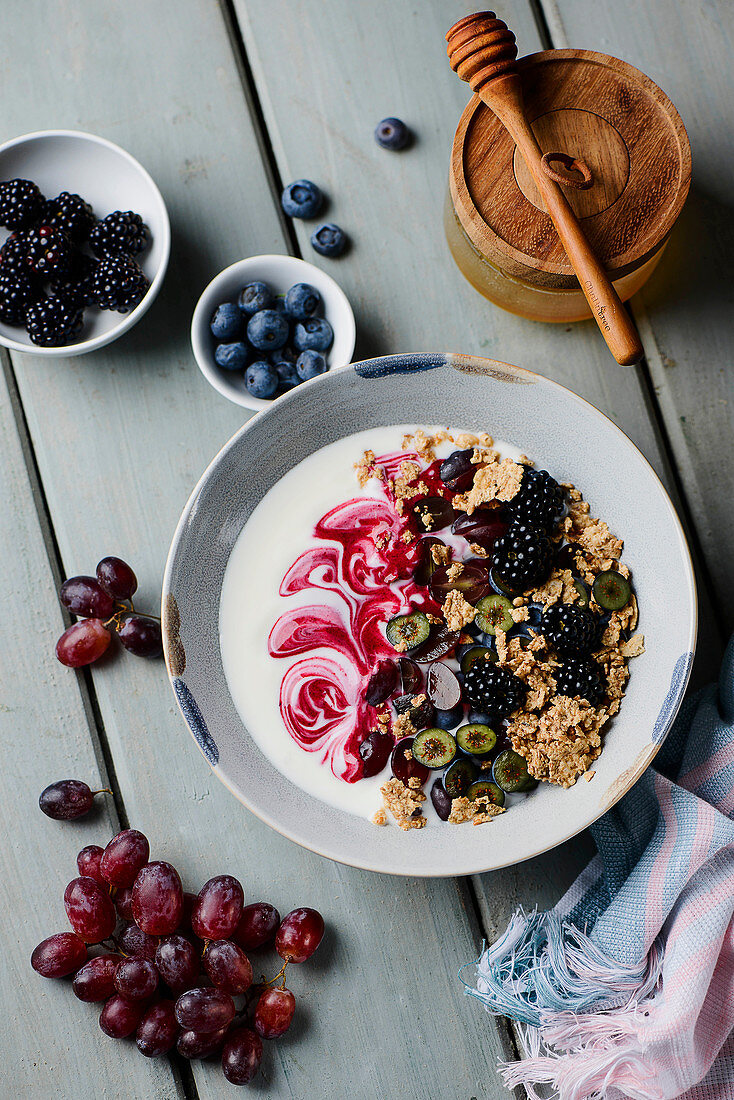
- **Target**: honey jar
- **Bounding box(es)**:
[446,49,691,323]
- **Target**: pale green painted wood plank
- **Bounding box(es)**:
[542,0,734,631]
[0,364,182,1098]
[3,1,519,1096]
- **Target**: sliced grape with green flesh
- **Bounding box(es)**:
[411,728,457,769]
[573,578,590,608]
[456,723,497,757]
[443,757,479,798]
[386,611,431,651]
[412,496,455,531]
[466,779,505,807]
[460,645,497,673]
[474,594,514,636]
[428,561,490,605]
[493,748,532,792]
[592,570,632,611]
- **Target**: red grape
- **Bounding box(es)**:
[60,576,115,620]
[72,953,122,1002]
[391,736,429,786]
[275,908,324,963]
[64,876,116,943]
[96,557,137,601]
[179,891,197,932]
[77,845,105,883]
[115,885,134,920]
[253,987,295,1039]
[426,661,462,710]
[221,1027,263,1085]
[136,999,178,1058]
[155,934,200,993]
[364,659,398,706]
[99,993,145,1039]
[177,1025,228,1060]
[117,921,159,962]
[114,956,158,1000]
[397,656,423,693]
[451,510,508,548]
[132,861,183,935]
[56,619,111,667]
[234,902,280,951]
[358,730,394,778]
[411,496,455,530]
[100,828,150,887]
[118,615,163,658]
[175,987,235,1033]
[39,779,95,820]
[31,932,87,978]
[191,875,243,941]
[429,561,490,604]
[202,940,253,995]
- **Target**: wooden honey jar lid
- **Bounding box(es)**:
[449,49,691,289]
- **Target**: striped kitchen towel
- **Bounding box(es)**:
[464,634,734,1100]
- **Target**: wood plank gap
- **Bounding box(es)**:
[529,0,554,49]
[1,352,134,829]
[217,0,301,259]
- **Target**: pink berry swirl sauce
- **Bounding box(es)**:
[267,449,445,782]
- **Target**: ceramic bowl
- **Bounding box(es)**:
[190,254,356,411]
[0,130,170,357]
[163,352,697,877]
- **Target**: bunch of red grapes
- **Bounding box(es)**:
[55,555,163,667]
[32,790,324,1086]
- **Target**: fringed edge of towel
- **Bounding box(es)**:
[460,908,665,1100]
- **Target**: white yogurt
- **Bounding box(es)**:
[219,425,524,820]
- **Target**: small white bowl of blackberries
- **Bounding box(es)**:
[191,254,356,411]
[0,130,170,356]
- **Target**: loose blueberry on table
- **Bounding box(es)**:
[269,427,644,829]
[310,222,347,257]
[208,277,334,399]
[374,116,412,150]
[0,178,152,345]
[280,178,323,219]
[31,808,326,1084]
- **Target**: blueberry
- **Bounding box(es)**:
[275,360,300,389]
[245,360,278,399]
[433,704,464,730]
[269,345,297,368]
[210,302,241,340]
[214,341,249,371]
[374,117,411,150]
[296,349,327,381]
[310,223,346,258]
[293,316,333,352]
[238,281,273,315]
[246,308,290,351]
[284,282,322,321]
[281,179,323,219]
[469,709,493,726]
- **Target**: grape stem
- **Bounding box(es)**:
[262,961,289,989]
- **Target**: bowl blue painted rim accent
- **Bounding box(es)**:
[162,351,698,876]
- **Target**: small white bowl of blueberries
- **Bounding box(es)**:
[191,253,356,411]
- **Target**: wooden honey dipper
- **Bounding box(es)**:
[446,11,644,366]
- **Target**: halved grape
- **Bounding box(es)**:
[439,449,474,485]
[410,626,461,664]
[412,496,455,531]
[429,562,490,605]
[474,594,514,636]
[494,749,532,792]
[430,779,452,820]
[364,660,398,706]
[451,511,508,548]
[443,758,479,798]
[391,737,429,786]
[393,692,434,729]
[456,723,497,757]
[592,570,632,611]
[466,779,505,806]
[411,728,456,769]
[397,657,422,693]
[386,611,431,652]
[358,730,394,778]
[412,536,446,586]
[426,661,462,710]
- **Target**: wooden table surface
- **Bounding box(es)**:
[2,1,731,1096]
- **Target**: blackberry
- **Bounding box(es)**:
[25,297,84,347]
[555,657,605,705]
[89,210,149,257]
[0,232,30,274]
[541,603,599,656]
[24,225,73,278]
[92,255,150,313]
[464,662,527,720]
[510,468,565,533]
[0,178,45,230]
[42,192,95,243]
[491,520,553,592]
[50,253,100,307]
[0,268,40,324]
